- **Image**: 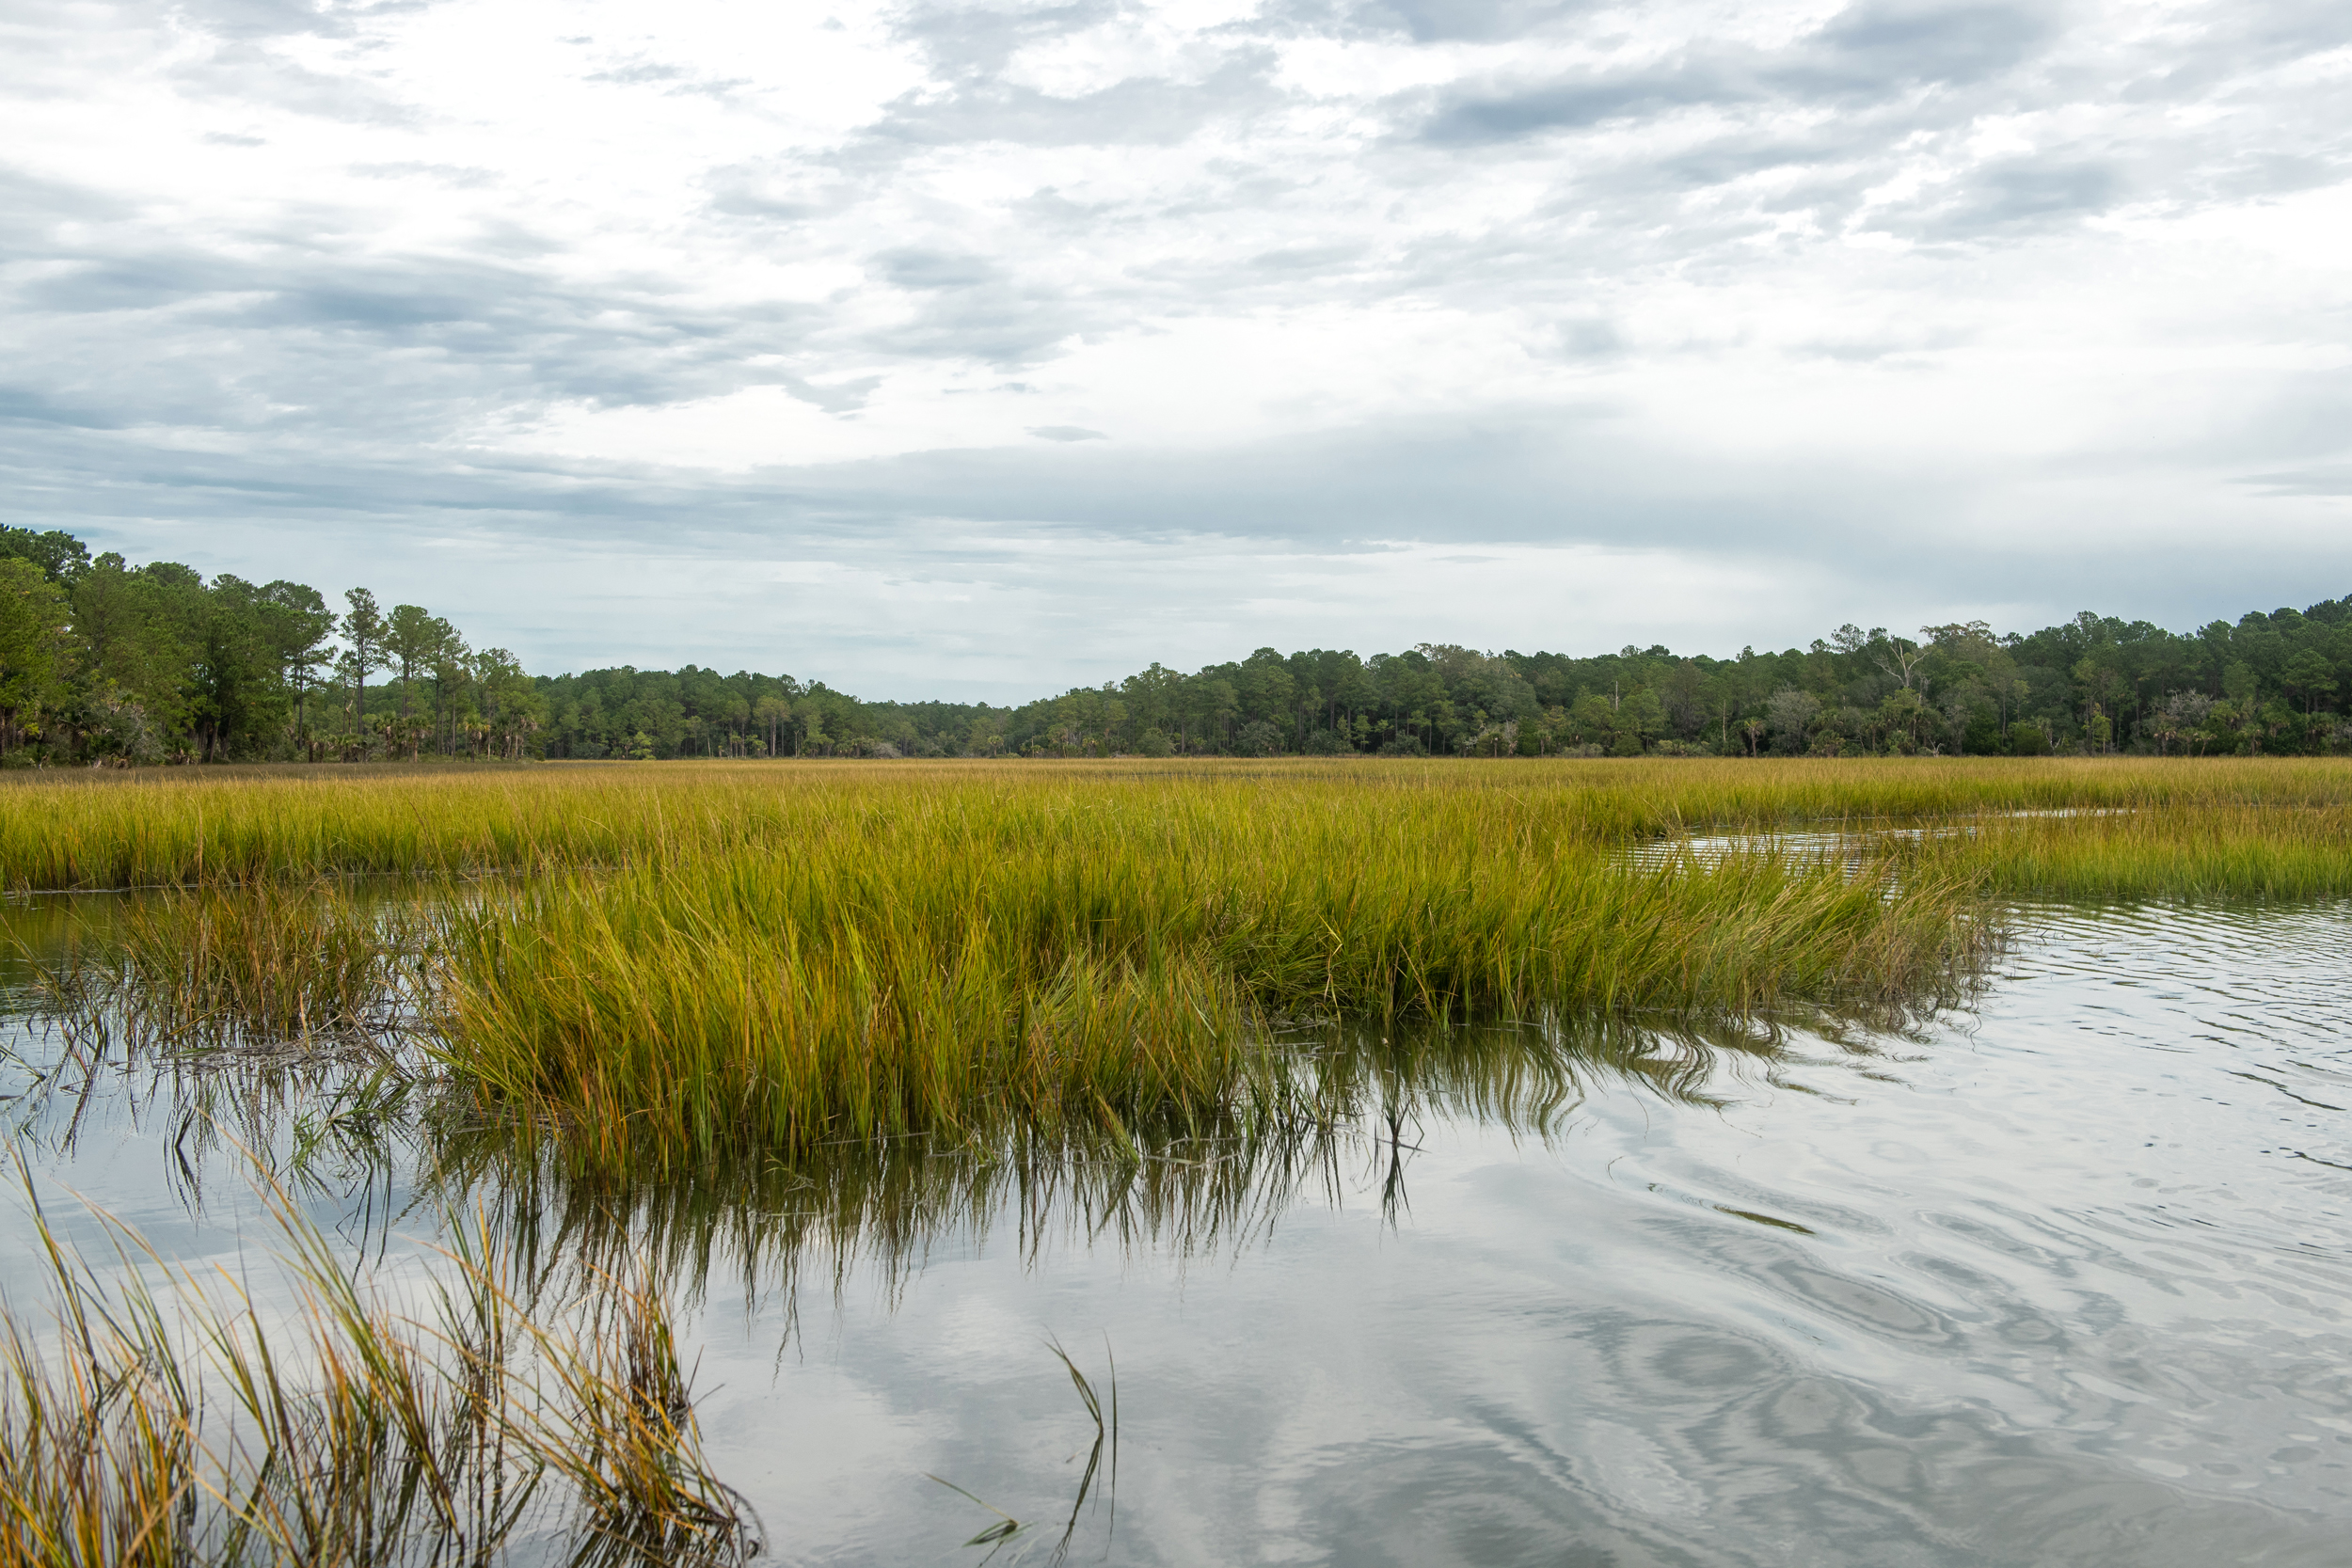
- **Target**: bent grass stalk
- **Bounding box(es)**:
[0,1164,754,1567]
[927,1335,1118,1560]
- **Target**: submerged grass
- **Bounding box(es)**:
[0,1165,755,1567]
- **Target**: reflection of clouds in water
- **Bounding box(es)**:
[707,904,2352,1561]
[448,1008,1798,1313]
[5,901,2352,1561]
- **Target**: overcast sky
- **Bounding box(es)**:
[5,0,2348,698]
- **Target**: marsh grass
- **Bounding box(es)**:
[425,787,1994,1175]
[23,885,425,1058]
[1883,800,2352,901]
[0,1165,756,1567]
[16,757,2342,1175]
[6,756,2350,893]
[11,771,2002,1174]
[16,757,2344,1562]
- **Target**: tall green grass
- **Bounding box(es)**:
[6,756,2350,892]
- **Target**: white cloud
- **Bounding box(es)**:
[2,0,2348,689]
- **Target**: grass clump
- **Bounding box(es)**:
[34,885,421,1055]
[427,784,1995,1175]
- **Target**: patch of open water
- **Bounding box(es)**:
[3,900,2348,1565]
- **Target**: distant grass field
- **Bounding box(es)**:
[1883,798,2352,901]
[12,756,2350,1172]
[6,755,2351,892]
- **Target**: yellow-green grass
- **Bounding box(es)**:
[32,883,422,1054]
[16,758,2350,1174]
[6,756,2352,892]
[1883,800,2352,902]
[426,781,1994,1175]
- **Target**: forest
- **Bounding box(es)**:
[5,523,2348,764]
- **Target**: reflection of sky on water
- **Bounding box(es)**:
[3,901,2349,1565]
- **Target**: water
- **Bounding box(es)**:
[5,900,2349,1565]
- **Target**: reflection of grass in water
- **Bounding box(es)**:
[430,1013,1798,1318]
[6,756,2350,893]
[431,1017,1793,1561]
[8,951,1853,1307]
[6,888,451,1221]
[0,1159,757,1567]
[2,1012,429,1232]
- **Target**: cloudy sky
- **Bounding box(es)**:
[5,0,2348,697]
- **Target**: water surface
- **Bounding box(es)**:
[3,899,2347,1565]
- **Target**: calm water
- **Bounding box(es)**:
[4,900,2349,1565]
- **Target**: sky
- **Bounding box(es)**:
[4,0,2349,701]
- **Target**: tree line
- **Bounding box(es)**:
[1,527,539,765]
[5,524,2348,764]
